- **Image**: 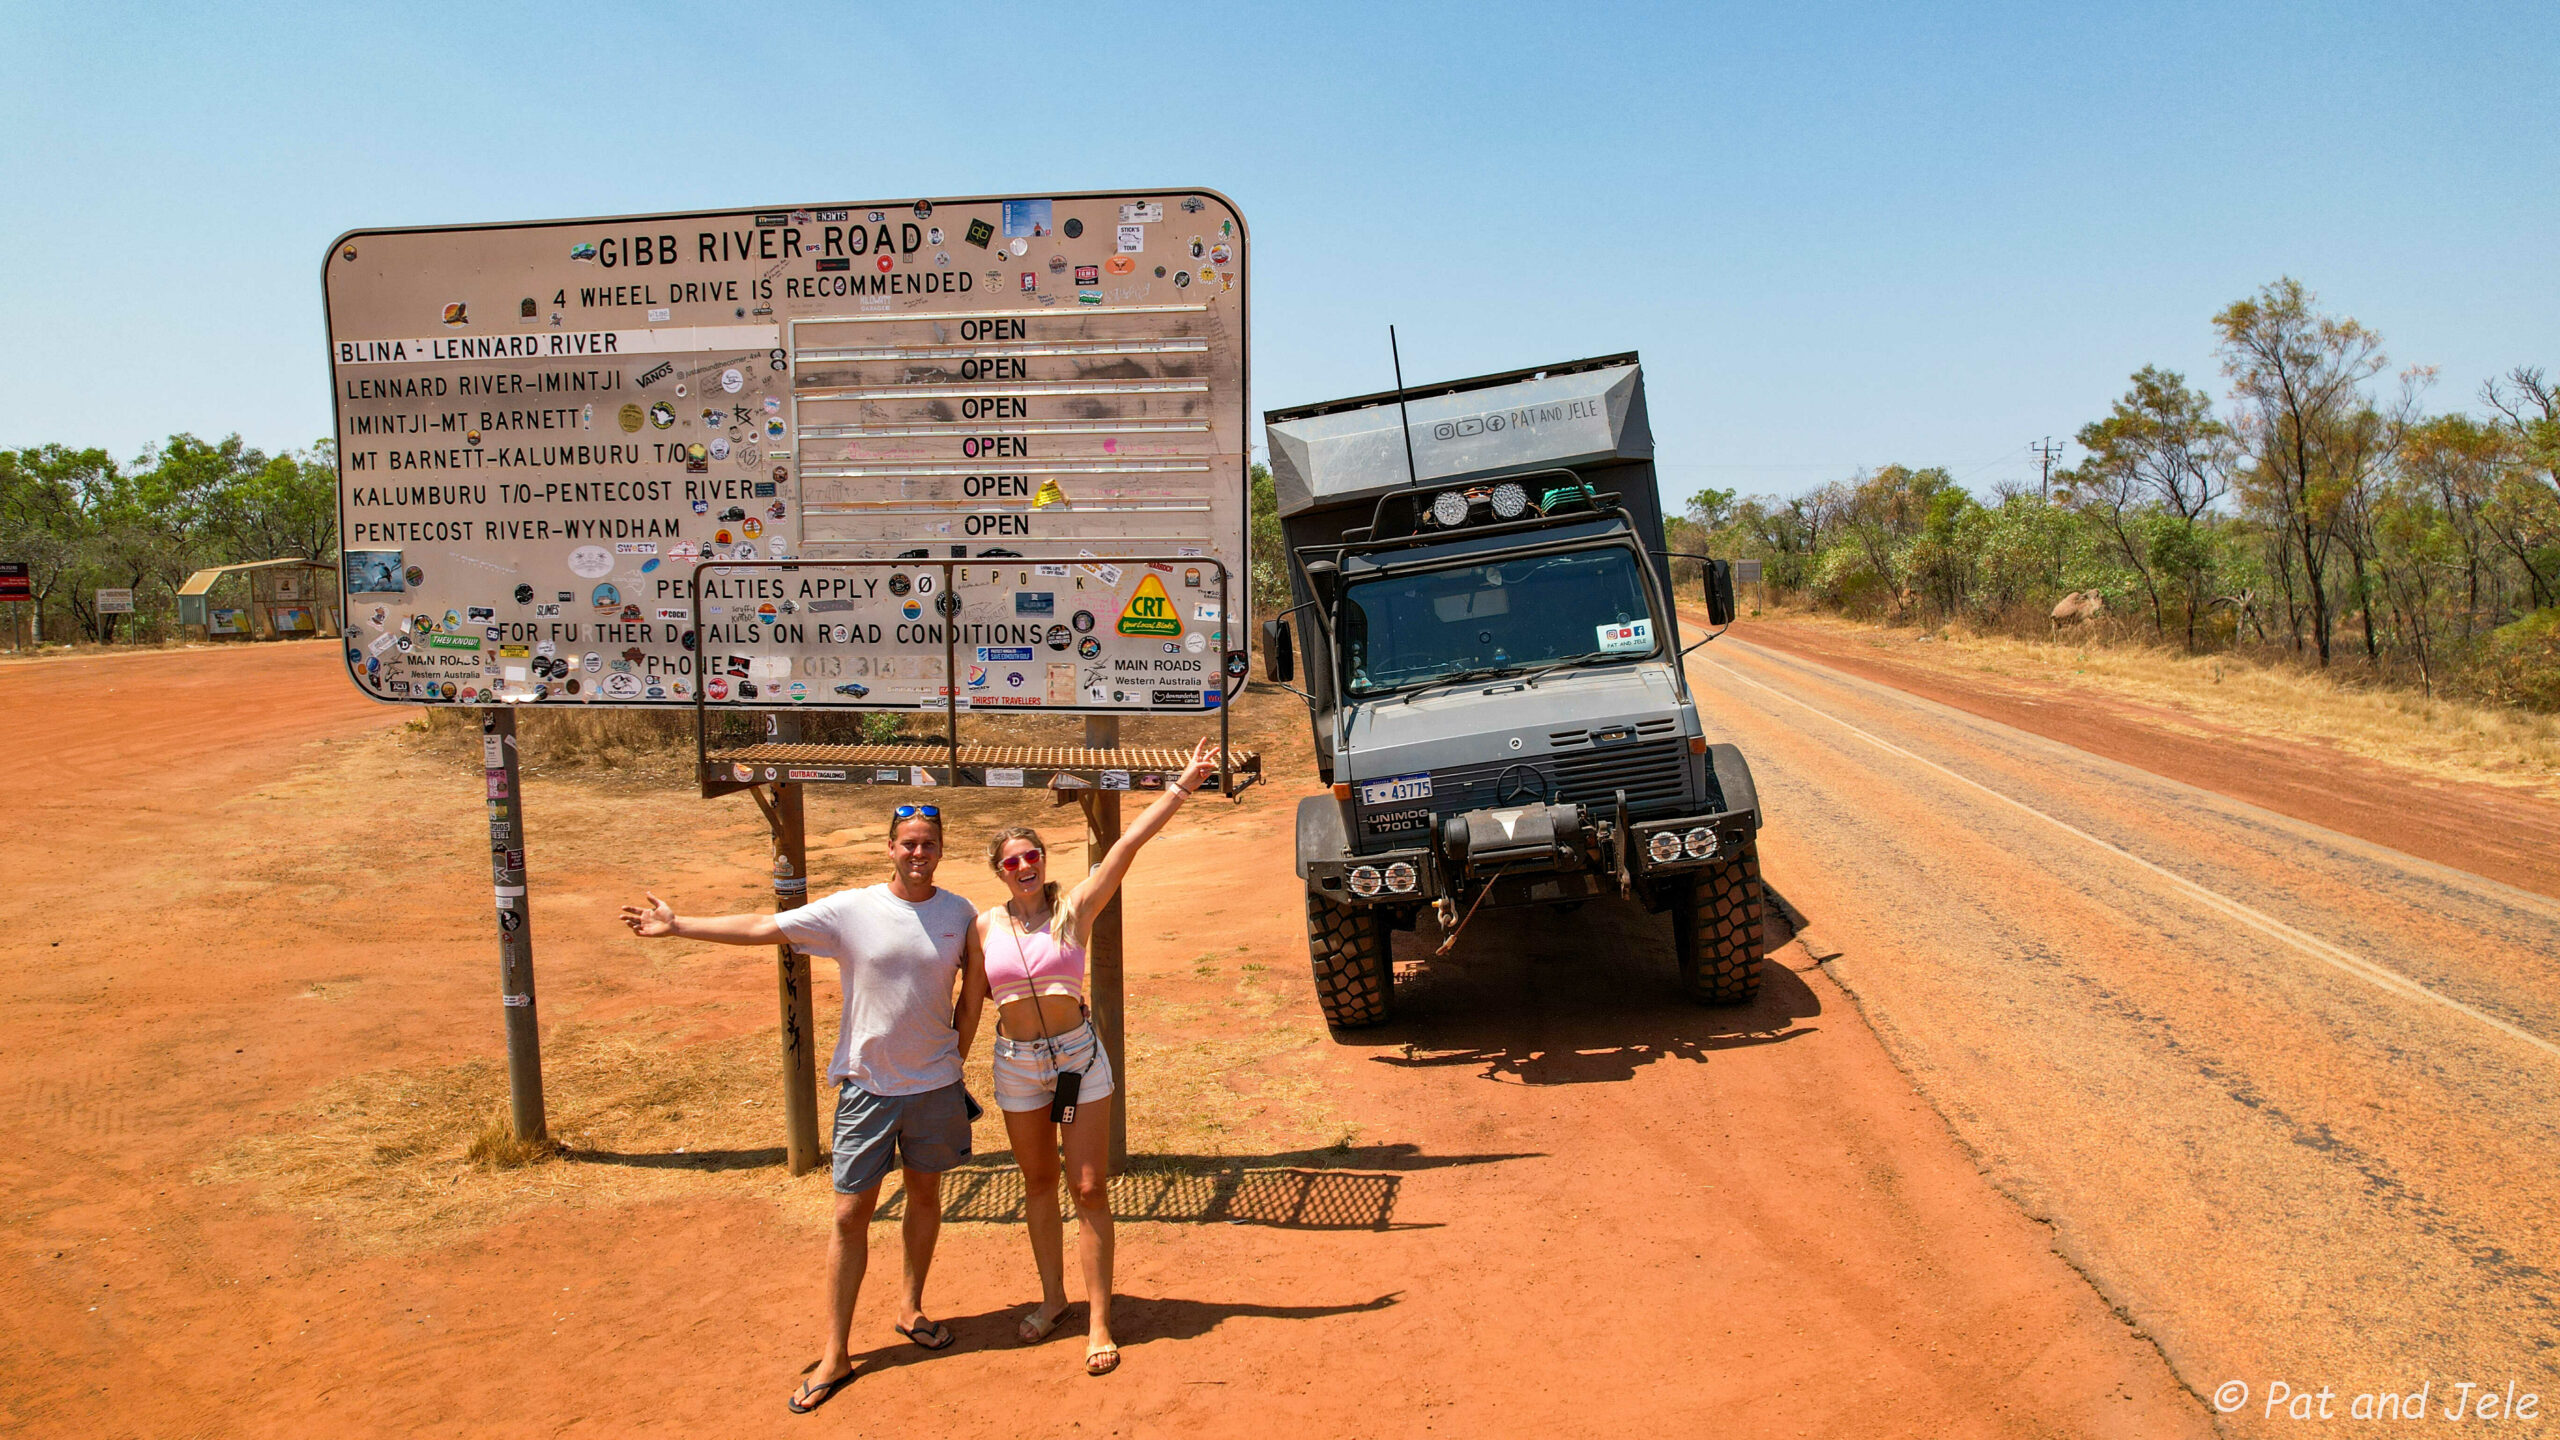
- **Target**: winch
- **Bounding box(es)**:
[1440,801,1586,874]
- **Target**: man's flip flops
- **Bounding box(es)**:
[789,1368,854,1414]
[895,1318,955,1351]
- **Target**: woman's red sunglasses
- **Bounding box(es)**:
[999,848,1045,872]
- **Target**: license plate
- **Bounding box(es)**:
[1359,773,1434,805]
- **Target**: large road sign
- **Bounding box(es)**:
[324,190,1248,710]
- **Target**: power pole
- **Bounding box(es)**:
[2030,438,2065,502]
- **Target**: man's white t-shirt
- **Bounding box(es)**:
[775,883,976,1094]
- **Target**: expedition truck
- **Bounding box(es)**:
[1259,353,1765,1030]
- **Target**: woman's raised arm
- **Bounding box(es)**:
[1062,738,1219,930]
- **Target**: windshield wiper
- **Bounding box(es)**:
[1518,650,1611,688]
[1362,662,1524,707]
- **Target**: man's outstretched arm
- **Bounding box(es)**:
[619,890,787,946]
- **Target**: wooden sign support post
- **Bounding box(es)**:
[753,713,823,1176]
[484,707,548,1143]
[1082,715,1128,1175]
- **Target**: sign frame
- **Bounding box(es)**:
[321,188,1252,713]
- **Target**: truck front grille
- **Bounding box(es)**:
[1355,737,1692,841]
[1550,737,1690,811]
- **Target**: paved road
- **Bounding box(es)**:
[1686,635,2560,1422]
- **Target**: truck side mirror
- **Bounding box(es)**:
[1261,617,1295,683]
[1303,558,1339,611]
[1705,559,1735,626]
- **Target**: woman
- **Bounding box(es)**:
[965,737,1219,1377]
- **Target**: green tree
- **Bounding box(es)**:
[214,439,340,562]
[2215,278,2392,665]
[1247,460,1288,613]
[0,446,109,642]
[2070,366,2232,646]
[1685,486,1736,530]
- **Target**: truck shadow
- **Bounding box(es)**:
[1356,882,1822,1085]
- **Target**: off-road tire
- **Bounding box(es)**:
[1672,839,1764,1005]
[1307,891,1392,1030]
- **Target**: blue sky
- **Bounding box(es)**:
[6,0,2551,512]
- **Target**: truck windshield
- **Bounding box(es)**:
[1338,547,1658,696]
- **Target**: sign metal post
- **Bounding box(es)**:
[1081,715,1128,1174]
[485,707,548,1142]
[753,712,823,1176]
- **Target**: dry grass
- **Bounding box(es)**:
[1775,612,2560,797]
[196,1018,800,1252]
[199,924,1342,1255]
[465,1109,564,1170]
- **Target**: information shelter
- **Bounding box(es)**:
[324,191,1254,1171]
[176,558,343,641]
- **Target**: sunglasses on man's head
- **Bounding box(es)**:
[999,847,1045,872]
[893,804,940,819]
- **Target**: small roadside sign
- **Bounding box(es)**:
[96,588,135,614]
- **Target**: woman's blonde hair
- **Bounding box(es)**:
[987,825,1061,911]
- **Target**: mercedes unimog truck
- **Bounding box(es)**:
[1260,353,1765,1031]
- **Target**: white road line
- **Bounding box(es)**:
[1697,649,2560,1066]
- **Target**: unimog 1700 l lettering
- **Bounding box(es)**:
[1259,353,1766,1030]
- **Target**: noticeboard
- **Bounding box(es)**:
[96,588,135,615]
[0,563,28,602]
[691,555,1239,713]
[323,190,1248,710]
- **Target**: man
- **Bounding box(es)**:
[620,803,983,1414]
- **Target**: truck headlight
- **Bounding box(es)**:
[1647,831,1682,864]
[1489,481,1530,519]
[1683,826,1718,859]
[1384,861,1417,893]
[1430,490,1470,528]
[1349,865,1384,898]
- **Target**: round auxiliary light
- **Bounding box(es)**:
[1384,861,1418,893]
[1430,489,1471,528]
[1348,865,1385,898]
[1647,831,1683,864]
[1489,481,1530,519]
[1683,826,1719,860]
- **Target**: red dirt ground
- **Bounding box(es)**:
[0,641,2212,1438]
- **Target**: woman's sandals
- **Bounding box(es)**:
[1017,1303,1070,1344]
[1085,1343,1120,1377]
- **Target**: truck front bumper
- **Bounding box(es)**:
[1306,805,1756,908]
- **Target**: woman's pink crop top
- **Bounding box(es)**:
[986,913,1087,1002]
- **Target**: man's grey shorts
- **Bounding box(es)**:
[831,1080,972,1196]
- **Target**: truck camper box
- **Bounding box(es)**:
[1264,352,1672,610]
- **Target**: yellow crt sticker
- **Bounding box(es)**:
[1116,573,1182,636]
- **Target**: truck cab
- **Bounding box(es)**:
[1262,353,1767,1030]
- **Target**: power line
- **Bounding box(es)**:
[2029,437,2066,501]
